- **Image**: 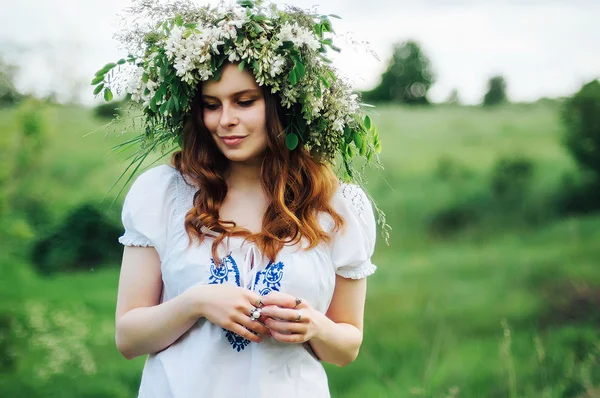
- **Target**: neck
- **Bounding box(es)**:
[225,161,263,191]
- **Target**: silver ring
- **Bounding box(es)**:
[293,297,302,308]
[255,298,263,308]
[295,310,302,322]
[249,307,262,321]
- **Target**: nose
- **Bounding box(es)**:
[219,103,239,129]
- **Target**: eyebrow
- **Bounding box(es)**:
[201,89,261,100]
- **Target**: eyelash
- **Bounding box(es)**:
[203,99,256,110]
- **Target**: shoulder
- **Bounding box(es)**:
[122,164,184,213]
[332,183,372,219]
[126,165,180,196]
[130,164,179,188]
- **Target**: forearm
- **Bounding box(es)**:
[309,311,363,367]
[116,289,200,359]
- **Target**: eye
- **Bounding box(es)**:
[202,102,220,110]
[238,99,256,107]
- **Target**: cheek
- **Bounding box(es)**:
[202,110,218,132]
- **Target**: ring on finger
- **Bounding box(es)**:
[294,309,302,322]
[249,307,262,321]
[254,298,263,308]
[293,297,302,308]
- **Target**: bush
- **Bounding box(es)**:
[31,203,123,275]
[490,155,535,203]
[482,76,508,107]
[563,80,600,179]
[555,172,600,215]
[93,101,124,119]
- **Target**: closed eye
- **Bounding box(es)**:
[202,102,220,110]
[238,99,256,107]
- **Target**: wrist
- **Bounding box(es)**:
[184,284,208,320]
[310,309,333,342]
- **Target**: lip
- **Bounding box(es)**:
[219,136,248,146]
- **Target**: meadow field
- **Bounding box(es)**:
[0,101,598,397]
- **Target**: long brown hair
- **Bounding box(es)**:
[171,84,344,262]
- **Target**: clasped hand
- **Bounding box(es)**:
[190,284,320,344]
[260,291,321,344]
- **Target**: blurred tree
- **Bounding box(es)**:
[563,79,600,179]
[482,76,508,106]
[0,57,21,106]
[446,88,460,105]
[362,40,434,105]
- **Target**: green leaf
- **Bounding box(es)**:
[159,101,168,115]
[237,0,254,8]
[319,76,330,88]
[238,60,246,71]
[364,115,371,130]
[353,130,363,149]
[149,98,157,113]
[93,84,104,95]
[173,95,180,111]
[104,88,113,102]
[288,69,297,85]
[184,22,197,29]
[117,58,126,65]
[359,139,367,156]
[373,128,382,153]
[175,15,183,26]
[285,133,299,150]
[295,61,305,79]
[142,72,149,83]
[344,126,352,142]
[281,41,294,50]
[91,75,104,85]
[315,83,322,98]
[252,22,264,34]
[103,62,117,70]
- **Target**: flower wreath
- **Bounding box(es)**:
[93,0,389,240]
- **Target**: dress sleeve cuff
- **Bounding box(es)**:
[335,260,377,279]
[118,232,153,247]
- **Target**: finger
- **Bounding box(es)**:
[264,318,306,334]
[227,322,263,343]
[269,329,306,344]
[245,291,265,308]
[237,310,271,336]
[261,291,297,308]
[261,306,307,323]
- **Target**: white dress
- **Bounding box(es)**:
[118,165,377,398]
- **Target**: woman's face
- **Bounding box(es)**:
[201,63,268,166]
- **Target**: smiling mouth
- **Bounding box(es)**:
[220,136,248,146]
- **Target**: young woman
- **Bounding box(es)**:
[98,1,381,397]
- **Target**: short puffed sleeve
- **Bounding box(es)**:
[329,184,377,279]
[118,165,178,257]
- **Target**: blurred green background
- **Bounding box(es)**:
[1,42,600,397]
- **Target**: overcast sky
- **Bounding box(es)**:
[1,0,599,104]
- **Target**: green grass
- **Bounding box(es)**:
[1,101,599,397]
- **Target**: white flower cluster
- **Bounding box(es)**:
[277,22,321,52]
[127,66,158,107]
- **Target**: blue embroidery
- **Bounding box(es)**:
[208,255,240,286]
[253,261,285,296]
[208,253,286,352]
[225,330,251,352]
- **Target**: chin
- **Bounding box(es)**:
[222,150,264,164]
